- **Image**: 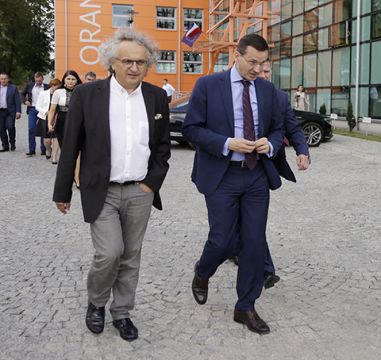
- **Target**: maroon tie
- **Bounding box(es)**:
[242,80,257,170]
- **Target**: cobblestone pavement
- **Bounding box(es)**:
[1,111,380,360]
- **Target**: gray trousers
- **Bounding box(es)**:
[88,183,154,320]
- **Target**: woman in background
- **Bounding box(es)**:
[48,70,82,147]
[36,78,62,164]
[294,85,309,111]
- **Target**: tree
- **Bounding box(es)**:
[0,0,54,85]
[346,101,356,132]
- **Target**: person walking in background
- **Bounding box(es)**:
[35,78,62,164]
[47,70,82,148]
[162,78,175,103]
[182,34,284,335]
[0,73,21,152]
[84,71,97,82]
[294,85,309,111]
[52,29,171,342]
[22,72,49,156]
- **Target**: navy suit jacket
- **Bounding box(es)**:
[5,84,21,117]
[182,69,284,194]
[273,89,309,182]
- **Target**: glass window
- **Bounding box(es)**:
[304,9,318,33]
[352,16,371,43]
[269,25,280,43]
[112,4,134,28]
[293,15,304,36]
[303,53,317,88]
[306,89,316,112]
[280,59,291,89]
[331,87,350,116]
[351,43,370,85]
[281,21,292,39]
[156,7,176,30]
[373,0,381,11]
[319,4,332,28]
[330,22,350,47]
[370,85,381,118]
[214,52,229,73]
[332,47,350,86]
[291,56,303,88]
[317,89,331,114]
[270,41,281,60]
[317,51,331,87]
[350,87,369,117]
[156,51,176,73]
[183,52,202,73]
[371,41,381,83]
[281,38,292,58]
[272,60,281,88]
[293,36,303,56]
[318,27,329,50]
[184,8,203,31]
[319,0,330,5]
[352,0,371,16]
[334,0,352,23]
[293,1,304,16]
[281,0,292,20]
[304,31,318,52]
[305,0,318,11]
[372,13,381,39]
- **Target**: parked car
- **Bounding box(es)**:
[169,102,333,148]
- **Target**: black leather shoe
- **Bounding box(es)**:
[264,273,280,289]
[113,318,138,341]
[10,145,15,151]
[228,256,239,266]
[191,262,209,305]
[85,302,105,334]
[26,151,36,156]
[0,149,9,152]
[234,309,270,334]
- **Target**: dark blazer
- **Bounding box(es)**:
[52,77,171,223]
[273,89,309,183]
[182,69,284,193]
[22,82,49,114]
[5,84,21,117]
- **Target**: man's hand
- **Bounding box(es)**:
[253,137,270,154]
[296,154,310,170]
[55,202,71,214]
[228,138,256,153]
[15,112,21,119]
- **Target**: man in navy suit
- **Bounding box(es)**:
[0,73,21,152]
[182,34,284,335]
[22,72,49,156]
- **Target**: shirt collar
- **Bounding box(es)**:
[111,75,142,95]
[231,64,254,86]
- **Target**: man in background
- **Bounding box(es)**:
[162,78,175,103]
[0,73,21,152]
[84,71,97,82]
[22,72,49,156]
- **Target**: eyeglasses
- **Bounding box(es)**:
[115,58,148,68]
[239,54,269,69]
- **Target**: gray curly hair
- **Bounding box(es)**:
[99,28,158,70]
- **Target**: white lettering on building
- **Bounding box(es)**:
[79,1,101,65]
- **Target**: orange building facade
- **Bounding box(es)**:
[55,0,210,92]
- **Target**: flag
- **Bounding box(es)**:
[182,23,202,47]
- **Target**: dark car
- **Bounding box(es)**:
[169,102,333,148]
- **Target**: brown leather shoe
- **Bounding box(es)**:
[191,263,209,305]
[233,309,270,334]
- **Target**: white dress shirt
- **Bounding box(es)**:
[0,85,7,108]
[109,76,150,183]
[32,84,45,106]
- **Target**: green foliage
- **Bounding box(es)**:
[0,0,54,85]
[346,101,356,132]
[319,103,327,115]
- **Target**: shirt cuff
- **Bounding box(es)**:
[266,142,274,158]
[222,138,231,156]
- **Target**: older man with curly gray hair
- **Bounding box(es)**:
[52,28,171,341]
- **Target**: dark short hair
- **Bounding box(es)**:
[34,72,44,78]
[163,78,168,82]
[85,71,96,78]
[237,34,269,54]
[60,70,82,87]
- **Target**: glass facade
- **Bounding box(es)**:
[268,0,381,118]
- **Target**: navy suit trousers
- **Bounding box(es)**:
[197,162,270,311]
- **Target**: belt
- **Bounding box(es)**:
[109,181,137,186]
[229,160,248,168]
[0,108,7,111]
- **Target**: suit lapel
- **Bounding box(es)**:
[96,78,112,149]
[219,70,235,134]
[254,78,265,138]
[141,82,155,142]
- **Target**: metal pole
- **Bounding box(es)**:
[355,0,361,130]
[177,0,182,93]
